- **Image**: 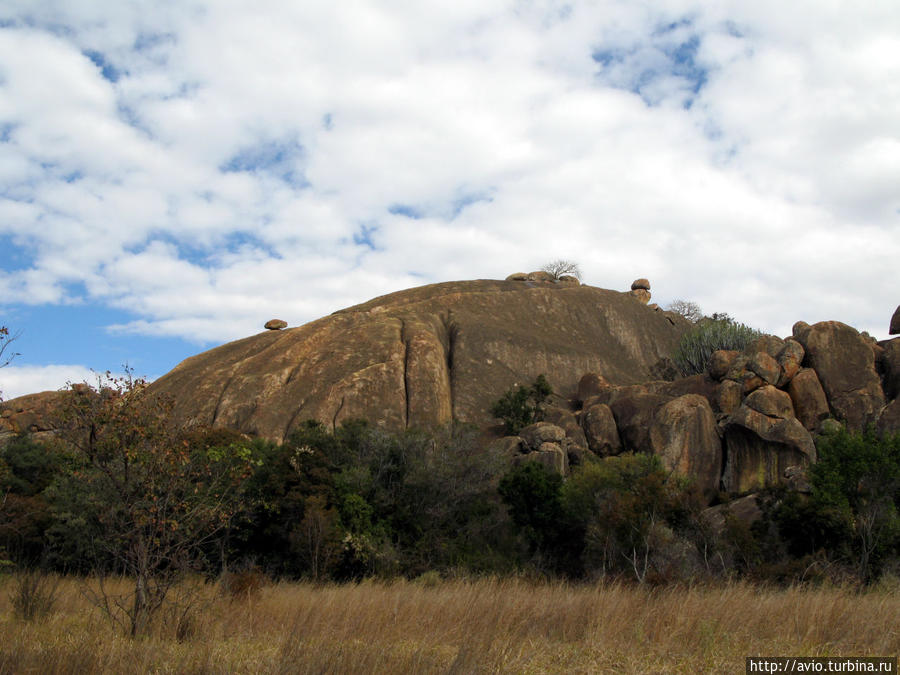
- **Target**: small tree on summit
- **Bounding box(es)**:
[541,260,582,281]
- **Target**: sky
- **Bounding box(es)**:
[0,0,899,400]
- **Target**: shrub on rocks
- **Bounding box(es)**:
[672,315,764,376]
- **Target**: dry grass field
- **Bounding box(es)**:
[0,574,897,674]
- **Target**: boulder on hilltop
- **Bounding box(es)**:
[146,279,690,442]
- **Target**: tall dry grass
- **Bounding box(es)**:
[0,573,897,674]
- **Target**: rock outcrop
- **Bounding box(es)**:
[147,280,689,442]
[265,319,288,330]
[891,306,900,335]
[792,321,885,430]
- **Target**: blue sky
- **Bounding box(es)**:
[1,0,899,399]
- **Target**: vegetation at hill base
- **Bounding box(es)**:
[2,374,900,641]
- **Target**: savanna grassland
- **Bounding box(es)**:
[1,575,898,675]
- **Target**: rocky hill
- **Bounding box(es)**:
[146,277,689,442]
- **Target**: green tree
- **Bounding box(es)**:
[806,429,900,583]
[491,374,553,435]
[49,372,257,636]
[498,461,564,560]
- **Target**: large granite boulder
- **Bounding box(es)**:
[0,390,69,441]
[609,392,672,453]
[147,280,689,441]
[891,306,900,335]
[879,338,900,401]
[722,390,816,493]
[649,394,722,503]
[581,402,622,456]
[792,320,885,431]
[787,368,830,432]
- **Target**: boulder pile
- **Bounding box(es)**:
[500,318,900,505]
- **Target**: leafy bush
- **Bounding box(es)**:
[672,315,763,376]
[491,375,553,435]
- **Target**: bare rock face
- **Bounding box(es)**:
[148,280,689,442]
[722,400,816,494]
[792,320,885,431]
[891,306,900,335]
[631,278,651,291]
[581,403,622,456]
[576,373,609,406]
[649,394,722,503]
[520,422,566,450]
[879,338,900,401]
[609,392,672,453]
[0,390,69,441]
[877,399,900,435]
[787,368,830,432]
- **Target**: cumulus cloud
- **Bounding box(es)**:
[0,364,101,400]
[0,0,898,355]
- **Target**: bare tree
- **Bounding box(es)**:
[0,326,21,402]
[665,299,703,323]
[540,260,582,281]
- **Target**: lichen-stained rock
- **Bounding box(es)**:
[649,394,722,503]
[581,402,622,456]
[876,399,900,435]
[148,280,689,442]
[708,350,739,381]
[519,422,566,451]
[576,373,610,406]
[792,320,885,431]
[542,406,588,449]
[776,339,805,387]
[744,386,795,419]
[609,392,672,453]
[879,338,900,400]
[716,380,743,416]
[722,402,816,493]
[746,351,781,386]
[787,368,830,432]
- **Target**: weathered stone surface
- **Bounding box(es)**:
[722,401,816,493]
[0,390,69,439]
[746,351,780,386]
[542,406,588,449]
[879,338,900,400]
[655,374,718,408]
[724,354,766,396]
[877,399,900,436]
[631,278,651,291]
[264,319,288,330]
[716,380,743,415]
[609,392,672,453]
[576,373,610,405]
[708,350,739,381]
[558,275,580,285]
[701,494,762,536]
[891,306,900,335]
[744,386,794,419]
[792,320,885,431]
[581,403,622,456]
[147,280,689,441]
[505,272,529,281]
[649,394,722,503]
[526,271,555,282]
[492,436,524,456]
[787,368,830,432]
[783,465,811,493]
[629,288,651,304]
[776,339,805,387]
[516,444,568,475]
[746,335,785,359]
[520,421,566,451]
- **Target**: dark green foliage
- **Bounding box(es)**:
[560,453,701,582]
[491,374,553,435]
[498,461,564,556]
[759,429,900,584]
[672,314,764,376]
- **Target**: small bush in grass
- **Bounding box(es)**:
[672,315,763,376]
[10,568,59,621]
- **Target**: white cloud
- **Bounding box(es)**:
[0,0,898,358]
[0,364,100,400]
